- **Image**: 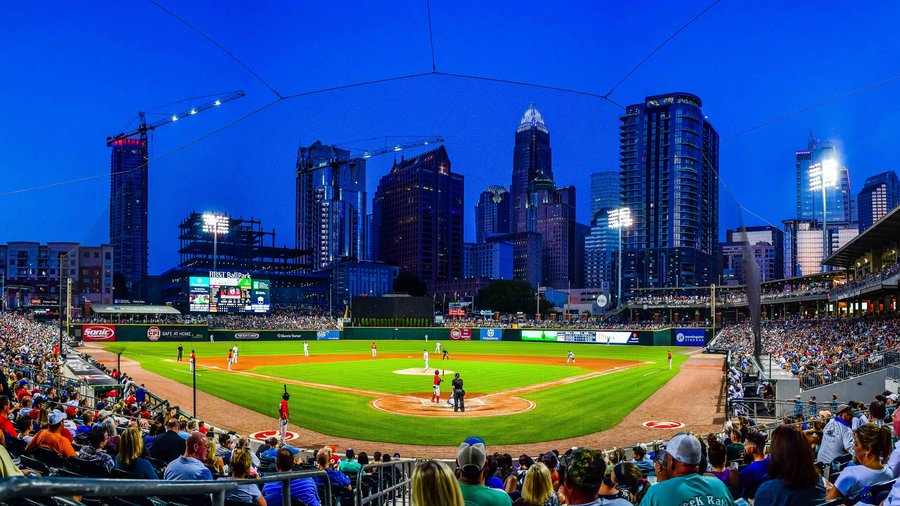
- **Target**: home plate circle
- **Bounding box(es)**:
[250,429,298,442]
[643,421,684,429]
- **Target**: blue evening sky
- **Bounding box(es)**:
[1,2,897,274]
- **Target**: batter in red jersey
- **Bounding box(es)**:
[279,386,290,444]
[431,370,443,403]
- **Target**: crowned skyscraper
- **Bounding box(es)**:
[511,105,552,233]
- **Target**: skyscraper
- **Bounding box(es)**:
[858,171,899,232]
[296,141,367,271]
[590,171,621,219]
[511,104,552,233]
[372,146,464,285]
[109,137,148,300]
[620,92,719,295]
[474,185,510,243]
[796,135,854,224]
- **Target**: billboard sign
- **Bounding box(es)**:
[480,328,502,341]
[316,330,340,340]
[521,330,559,342]
[82,325,116,342]
[449,328,472,340]
[448,302,465,316]
[146,326,206,341]
[674,328,706,346]
[190,271,270,314]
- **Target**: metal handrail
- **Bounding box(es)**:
[356,459,415,506]
[0,469,331,506]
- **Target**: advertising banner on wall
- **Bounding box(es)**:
[146,326,207,342]
[479,328,503,341]
[316,330,340,341]
[555,330,639,344]
[82,325,116,342]
[521,330,559,342]
[449,328,473,340]
[674,328,706,346]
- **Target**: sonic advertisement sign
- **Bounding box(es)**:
[82,325,116,342]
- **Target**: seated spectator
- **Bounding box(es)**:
[233,436,259,471]
[0,431,36,477]
[755,425,825,505]
[216,433,234,465]
[597,462,647,505]
[256,436,278,460]
[827,423,893,502]
[143,422,162,453]
[77,426,115,473]
[313,448,351,490]
[263,443,298,462]
[262,448,320,506]
[117,426,157,480]
[738,431,769,499]
[151,418,186,464]
[516,461,558,506]
[102,417,120,455]
[339,448,362,475]
[0,396,17,440]
[164,431,213,481]
[558,447,605,506]
[411,459,464,506]
[631,444,654,477]
[639,434,733,506]
[725,426,746,463]
[204,438,225,475]
[224,449,265,506]
[456,437,513,506]
[25,409,75,458]
[16,416,33,444]
[75,412,93,435]
[817,404,855,465]
[704,437,738,498]
[357,452,370,474]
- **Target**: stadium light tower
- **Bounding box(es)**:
[608,207,632,307]
[202,213,229,270]
[809,159,839,269]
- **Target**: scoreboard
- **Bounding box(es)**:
[189,272,270,313]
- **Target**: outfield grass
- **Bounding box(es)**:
[106,340,691,445]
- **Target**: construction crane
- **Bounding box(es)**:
[301,136,444,173]
[106,91,245,146]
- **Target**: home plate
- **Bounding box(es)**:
[393,368,455,376]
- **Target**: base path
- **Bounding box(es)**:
[79,346,724,458]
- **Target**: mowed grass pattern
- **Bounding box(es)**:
[105,340,691,445]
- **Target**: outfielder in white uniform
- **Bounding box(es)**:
[423,350,429,370]
[304,342,309,357]
[232,345,239,364]
[567,350,575,364]
[435,342,441,354]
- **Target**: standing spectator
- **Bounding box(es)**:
[738,431,769,499]
[639,434,734,506]
[116,426,157,480]
[559,448,605,506]
[224,449,265,505]
[262,448,320,506]
[135,384,146,405]
[164,432,213,481]
[152,419,186,464]
[77,426,115,473]
[755,425,825,505]
[456,437,512,506]
[827,423,893,502]
[411,459,464,506]
[817,404,855,465]
[516,461,558,506]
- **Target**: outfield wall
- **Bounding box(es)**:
[70,324,712,346]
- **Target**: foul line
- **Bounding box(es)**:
[480,361,654,399]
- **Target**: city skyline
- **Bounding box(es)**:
[1,3,897,276]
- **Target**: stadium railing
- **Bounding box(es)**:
[798,350,900,390]
[0,469,331,506]
[355,459,415,506]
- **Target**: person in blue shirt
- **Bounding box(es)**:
[163,432,213,481]
[313,448,351,491]
[262,448,320,506]
[755,425,825,505]
[739,431,769,500]
[116,426,157,480]
[135,384,146,405]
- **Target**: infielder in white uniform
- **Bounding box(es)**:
[232,344,239,364]
[435,342,441,354]
[566,350,575,364]
[423,349,429,370]
[304,342,309,357]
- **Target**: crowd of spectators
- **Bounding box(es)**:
[440,317,708,330]
[629,282,831,309]
[830,261,900,300]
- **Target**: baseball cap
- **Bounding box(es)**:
[665,433,702,465]
[889,394,898,402]
[65,406,77,417]
[836,403,853,414]
[561,447,606,489]
[457,436,487,473]
[48,410,66,425]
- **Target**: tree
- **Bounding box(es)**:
[475,280,554,315]
[393,272,427,297]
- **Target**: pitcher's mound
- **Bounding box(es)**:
[371,393,534,417]
[393,368,455,376]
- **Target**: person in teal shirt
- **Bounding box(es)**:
[640,434,734,506]
[456,437,513,506]
[339,448,362,475]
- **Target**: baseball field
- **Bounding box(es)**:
[100,339,691,446]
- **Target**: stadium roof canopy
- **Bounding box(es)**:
[91,304,181,315]
[825,206,900,269]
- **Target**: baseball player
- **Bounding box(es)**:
[371,342,377,358]
[304,342,309,357]
[227,349,233,371]
[209,333,214,343]
[177,344,183,362]
[232,344,239,364]
[423,349,429,370]
[431,370,443,403]
[435,341,441,354]
[442,347,449,360]
[451,373,465,412]
[667,350,672,370]
[566,350,575,364]
[189,350,196,373]
[424,334,429,343]
[279,386,290,445]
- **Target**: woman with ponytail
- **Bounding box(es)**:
[596,462,648,505]
[826,423,893,501]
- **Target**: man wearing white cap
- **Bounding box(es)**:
[24,409,76,458]
[456,436,512,506]
[817,403,855,466]
[639,433,733,506]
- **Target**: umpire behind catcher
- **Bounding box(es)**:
[452,372,465,412]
